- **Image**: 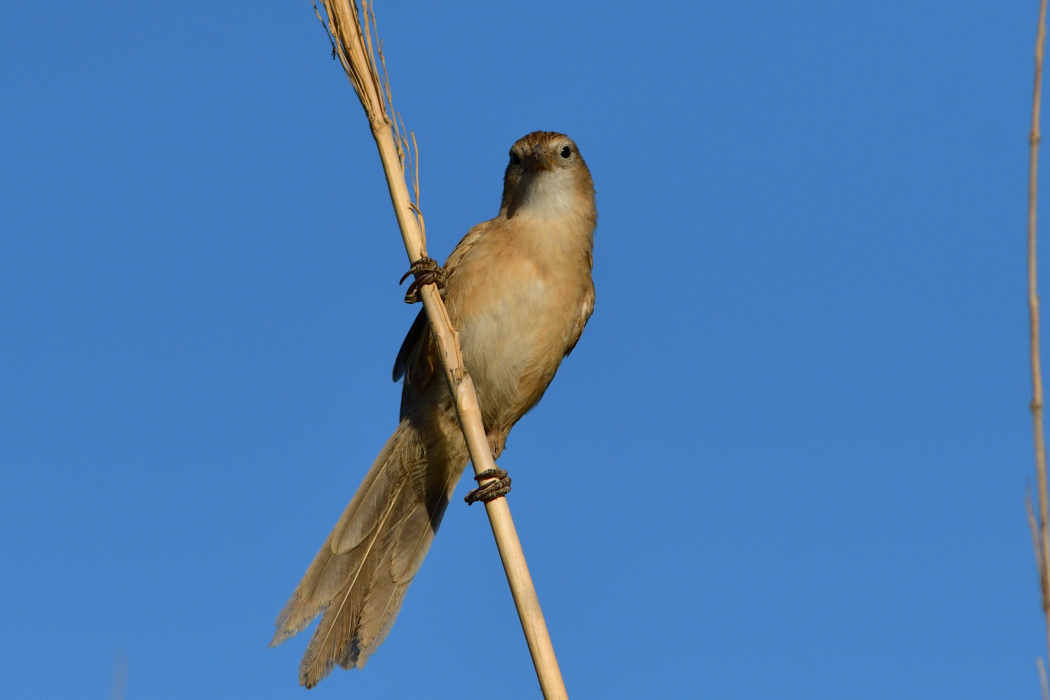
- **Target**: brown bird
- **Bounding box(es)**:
[270,131,597,688]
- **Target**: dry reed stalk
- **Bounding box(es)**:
[311,1,569,697]
[1031,0,1050,687]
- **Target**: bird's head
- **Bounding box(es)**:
[500,131,595,220]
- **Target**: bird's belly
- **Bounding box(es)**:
[457,272,575,417]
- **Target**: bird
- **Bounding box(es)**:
[270,130,597,688]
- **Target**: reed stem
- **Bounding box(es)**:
[312,2,569,697]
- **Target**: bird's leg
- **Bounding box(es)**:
[464,468,512,505]
[400,256,447,304]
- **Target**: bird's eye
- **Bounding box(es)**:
[560,146,572,158]
[510,152,522,166]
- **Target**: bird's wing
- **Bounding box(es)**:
[442,219,490,277]
[391,219,494,388]
[566,279,595,356]
[392,309,428,383]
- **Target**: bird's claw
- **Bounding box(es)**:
[400,256,447,304]
[464,468,511,505]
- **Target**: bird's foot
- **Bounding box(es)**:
[400,256,447,304]
[464,468,511,505]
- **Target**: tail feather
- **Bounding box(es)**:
[270,423,413,646]
[342,491,450,669]
[271,419,460,688]
[268,532,338,646]
[331,423,421,555]
[297,482,403,686]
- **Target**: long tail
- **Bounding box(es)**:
[271,420,459,688]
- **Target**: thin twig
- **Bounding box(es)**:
[312,2,569,698]
[311,0,338,59]
[1030,495,1046,589]
[1031,0,1050,680]
[109,652,127,700]
[410,131,420,207]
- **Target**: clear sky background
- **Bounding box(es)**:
[0,1,1042,698]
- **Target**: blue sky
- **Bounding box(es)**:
[0,1,1042,698]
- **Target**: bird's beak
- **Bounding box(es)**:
[523,150,553,173]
